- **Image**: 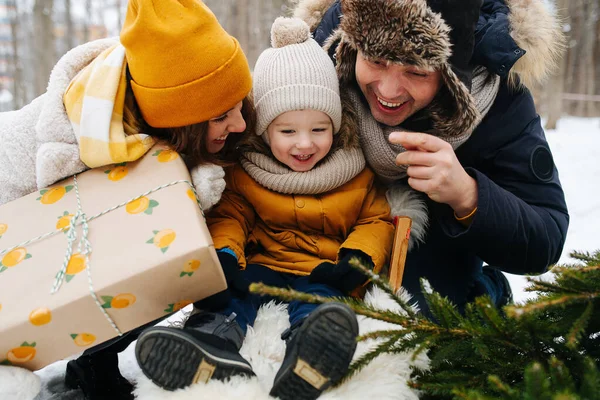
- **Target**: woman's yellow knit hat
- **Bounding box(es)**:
[120,0,252,128]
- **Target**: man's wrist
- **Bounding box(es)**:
[451,175,478,217]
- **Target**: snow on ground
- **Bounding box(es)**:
[505,117,600,303]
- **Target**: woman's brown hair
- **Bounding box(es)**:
[123,73,256,167]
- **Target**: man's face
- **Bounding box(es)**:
[355,52,442,127]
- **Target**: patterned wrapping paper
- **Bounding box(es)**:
[0,145,226,370]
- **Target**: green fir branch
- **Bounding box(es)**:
[509,292,598,317]
[552,266,600,289]
[471,296,509,336]
[486,375,520,397]
[344,334,405,383]
[356,328,409,342]
[251,249,600,398]
[249,283,410,326]
[566,302,594,349]
[348,257,418,319]
[420,280,465,329]
[579,357,600,400]
[526,278,583,295]
[547,357,576,394]
[523,362,553,398]
[569,250,600,264]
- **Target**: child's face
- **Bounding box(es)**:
[206,101,246,154]
[266,110,333,172]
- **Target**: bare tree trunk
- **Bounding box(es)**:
[235,2,249,60]
[574,1,590,116]
[545,0,570,129]
[65,0,74,50]
[8,0,25,109]
[596,1,600,115]
[585,0,598,116]
[33,0,55,97]
[565,0,582,114]
[116,0,123,31]
[247,0,262,67]
[83,0,92,43]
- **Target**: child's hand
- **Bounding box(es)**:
[216,251,250,297]
[309,250,373,294]
[190,164,226,211]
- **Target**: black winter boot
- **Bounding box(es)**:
[135,312,254,391]
[64,351,134,400]
[270,303,358,400]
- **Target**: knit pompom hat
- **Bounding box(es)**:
[253,17,342,136]
[120,0,252,128]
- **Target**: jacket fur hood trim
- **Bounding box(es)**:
[506,0,565,88]
[293,0,565,89]
[292,0,337,32]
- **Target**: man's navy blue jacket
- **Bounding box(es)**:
[313,0,569,314]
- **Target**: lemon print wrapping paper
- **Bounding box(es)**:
[56,212,75,232]
[152,149,179,163]
[0,247,32,272]
[29,308,52,326]
[71,333,97,347]
[1,342,37,365]
[164,299,193,313]
[104,162,129,181]
[181,259,201,277]
[0,145,226,370]
[37,186,73,205]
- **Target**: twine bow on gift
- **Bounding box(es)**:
[52,175,91,294]
[0,174,204,336]
[50,175,123,334]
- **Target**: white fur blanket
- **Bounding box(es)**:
[0,287,428,400]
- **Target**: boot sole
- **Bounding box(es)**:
[135,327,254,391]
[269,303,358,400]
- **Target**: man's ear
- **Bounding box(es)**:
[335,38,357,85]
[427,63,480,139]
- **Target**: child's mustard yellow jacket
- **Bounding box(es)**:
[207,164,394,276]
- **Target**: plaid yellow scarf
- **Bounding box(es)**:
[63,44,155,168]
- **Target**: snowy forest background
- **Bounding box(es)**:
[0,0,598,131]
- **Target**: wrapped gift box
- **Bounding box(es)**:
[0,145,226,370]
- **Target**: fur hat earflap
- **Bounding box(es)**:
[334,0,482,138]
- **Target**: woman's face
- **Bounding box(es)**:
[206,101,246,153]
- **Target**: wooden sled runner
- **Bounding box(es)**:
[388,216,412,292]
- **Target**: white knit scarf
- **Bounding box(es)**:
[350,66,501,184]
[240,147,366,194]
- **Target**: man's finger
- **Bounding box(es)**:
[389,131,447,152]
[407,176,430,194]
[406,165,434,180]
[396,150,435,167]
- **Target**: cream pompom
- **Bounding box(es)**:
[270,17,311,48]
